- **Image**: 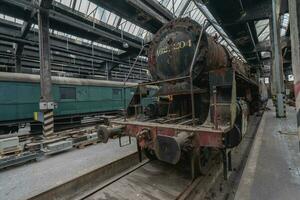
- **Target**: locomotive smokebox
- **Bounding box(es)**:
[149,18,203,81]
[148,18,230,82]
[154,132,192,164]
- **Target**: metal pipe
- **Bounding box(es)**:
[123,44,146,121]
[192,0,245,61]
[246,22,262,66]
[189,20,208,126]
[138,76,190,86]
[238,0,260,65]
[121,76,192,90]
[139,85,143,119]
[213,86,218,129]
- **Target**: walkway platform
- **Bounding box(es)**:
[0,138,136,200]
[234,101,300,200]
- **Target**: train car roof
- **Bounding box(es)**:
[0,72,138,87]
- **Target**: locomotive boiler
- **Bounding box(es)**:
[98,18,259,179]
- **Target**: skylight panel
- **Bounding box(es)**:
[166,0,174,12]
[107,13,118,26]
[78,0,89,14]
[95,6,104,20]
[280,13,289,36]
[100,10,110,23]
[74,0,81,11]
[0,14,24,24]
[60,0,72,7]
[176,2,244,59]
[87,2,97,17]
[160,0,171,7]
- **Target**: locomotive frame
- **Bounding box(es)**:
[102,68,257,179]
[98,18,259,180]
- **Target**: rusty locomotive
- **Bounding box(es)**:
[98,18,259,179]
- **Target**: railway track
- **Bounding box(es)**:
[29,120,101,135]
[176,158,222,200]
[28,152,144,200]
[28,152,222,200]
[77,159,151,200]
[28,114,263,200]
[80,159,222,200]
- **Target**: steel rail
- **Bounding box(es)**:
[78,159,150,200]
[28,152,147,200]
[176,157,222,200]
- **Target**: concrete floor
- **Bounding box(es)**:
[234,101,300,200]
[87,160,191,200]
[199,114,262,200]
[0,138,136,200]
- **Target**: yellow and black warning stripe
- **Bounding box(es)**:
[43,110,54,136]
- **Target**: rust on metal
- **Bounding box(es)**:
[102,17,259,179]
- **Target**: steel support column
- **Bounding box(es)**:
[15,51,22,72]
[38,0,54,137]
[106,62,115,80]
[289,0,300,149]
[270,0,286,118]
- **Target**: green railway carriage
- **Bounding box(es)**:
[0,72,156,134]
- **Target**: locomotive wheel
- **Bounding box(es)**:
[191,148,201,179]
[225,124,242,148]
[191,147,211,179]
[143,148,157,160]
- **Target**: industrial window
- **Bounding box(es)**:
[112,88,122,100]
[60,87,76,99]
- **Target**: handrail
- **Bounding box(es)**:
[122,20,209,124]
[123,44,147,121]
[189,20,209,126]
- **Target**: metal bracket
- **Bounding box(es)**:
[39,101,57,110]
[119,135,132,147]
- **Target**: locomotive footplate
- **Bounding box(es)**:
[108,120,231,149]
[99,120,233,179]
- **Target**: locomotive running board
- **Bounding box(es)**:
[110,120,231,148]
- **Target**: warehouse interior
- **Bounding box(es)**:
[0,0,299,200]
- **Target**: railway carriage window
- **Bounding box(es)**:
[112,89,122,100]
[130,88,136,95]
[60,87,76,99]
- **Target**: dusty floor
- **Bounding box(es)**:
[234,103,300,200]
[195,112,262,200]
[0,137,136,200]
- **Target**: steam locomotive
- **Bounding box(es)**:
[99,18,259,179]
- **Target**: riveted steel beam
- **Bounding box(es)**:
[0,0,144,55]
[89,0,173,33]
